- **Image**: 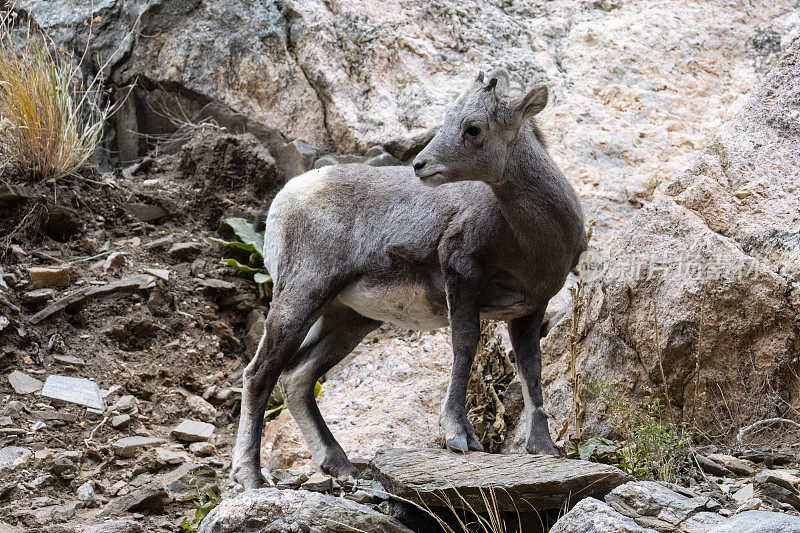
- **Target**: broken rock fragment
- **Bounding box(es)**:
[172,419,215,442]
[7,370,43,395]
[41,375,104,411]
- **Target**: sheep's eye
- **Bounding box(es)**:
[465,125,481,137]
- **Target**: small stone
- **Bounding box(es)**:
[111,414,131,429]
[278,139,318,179]
[365,152,400,167]
[168,242,203,262]
[7,370,43,395]
[84,518,143,533]
[52,354,86,366]
[273,469,310,488]
[708,453,756,476]
[154,447,185,465]
[143,236,174,252]
[101,481,170,516]
[735,497,763,513]
[28,266,71,289]
[160,462,217,500]
[313,155,338,169]
[301,472,333,492]
[199,278,236,293]
[696,454,732,476]
[103,252,127,273]
[364,145,386,158]
[187,395,217,422]
[112,436,166,458]
[143,268,170,281]
[21,288,56,306]
[41,375,104,411]
[112,395,137,413]
[172,419,214,442]
[756,470,800,493]
[0,446,32,470]
[77,481,96,505]
[188,442,216,456]
[123,203,168,223]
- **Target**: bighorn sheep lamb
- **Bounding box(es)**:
[232,69,587,489]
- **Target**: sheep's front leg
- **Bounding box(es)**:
[440,275,483,453]
[508,310,557,455]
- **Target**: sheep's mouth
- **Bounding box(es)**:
[418,171,446,186]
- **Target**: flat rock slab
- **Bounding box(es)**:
[112,436,166,458]
[7,370,43,394]
[172,419,214,442]
[41,375,104,411]
[371,449,632,512]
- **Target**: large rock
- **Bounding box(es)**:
[197,488,412,533]
[709,510,800,533]
[371,448,631,512]
[604,481,724,532]
[509,37,800,443]
[551,497,655,533]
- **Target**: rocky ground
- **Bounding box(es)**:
[1,0,800,531]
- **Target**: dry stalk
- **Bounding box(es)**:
[691,290,705,425]
[652,302,674,422]
[567,220,595,440]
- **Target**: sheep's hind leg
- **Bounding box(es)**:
[508,309,557,455]
[281,302,380,479]
[232,289,331,489]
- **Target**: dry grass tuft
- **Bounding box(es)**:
[0,10,107,180]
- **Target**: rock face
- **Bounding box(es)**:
[22,1,798,246]
[197,488,412,533]
[371,448,631,512]
[512,37,800,444]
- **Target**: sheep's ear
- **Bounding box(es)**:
[476,70,485,83]
[514,84,548,121]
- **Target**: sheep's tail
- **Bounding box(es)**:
[254,210,267,234]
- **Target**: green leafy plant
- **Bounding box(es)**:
[578,382,695,482]
[229,381,322,423]
[566,437,649,479]
[211,217,271,296]
[179,470,222,531]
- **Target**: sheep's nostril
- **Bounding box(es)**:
[413,160,427,172]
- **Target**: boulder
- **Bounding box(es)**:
[604,481,724,532]
[371,448,631,512]
[510,37,800,443]
[197,488,412,533]
[551,497,655,533]
[709,510,800,533]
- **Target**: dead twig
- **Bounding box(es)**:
[736,418,800,448]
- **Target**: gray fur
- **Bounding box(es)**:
[231,69,587,489]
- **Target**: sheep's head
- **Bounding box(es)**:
[413,69,547,187]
